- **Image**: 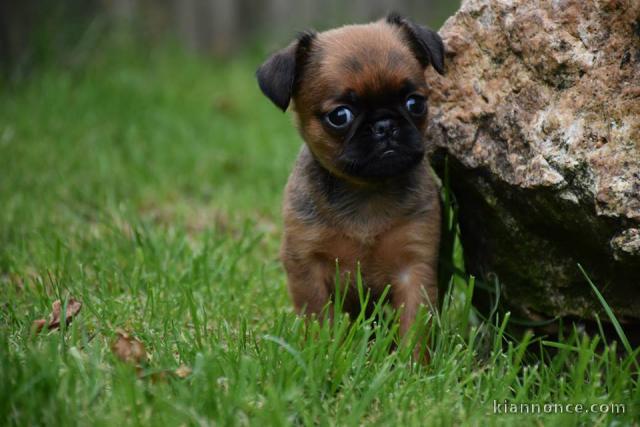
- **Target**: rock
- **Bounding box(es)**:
[426,0,640,322]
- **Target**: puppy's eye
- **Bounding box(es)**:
[325,106,354,129]
[405,95,427,115]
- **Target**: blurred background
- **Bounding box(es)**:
[0,0,461,275]
[0,0,460,81]
[0,0,462,270]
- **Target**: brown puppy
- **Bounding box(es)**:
[257,14,444,354]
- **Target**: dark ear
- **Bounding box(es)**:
[386,13,445,75]
[256,32,315,111]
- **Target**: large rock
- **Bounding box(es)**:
[426,0,640,322]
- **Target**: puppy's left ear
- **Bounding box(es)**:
[256,31,316,111]
[387,13,445,75]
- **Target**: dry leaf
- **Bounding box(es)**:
[32,318,47,333]
[48,298,82,330]
[33,298,82,334]
[111,328,147,364]
[174,365,192,378]
[148,371,168,384]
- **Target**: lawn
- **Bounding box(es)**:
[1,39,638,426]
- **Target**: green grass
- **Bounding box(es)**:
[1,39,638,426]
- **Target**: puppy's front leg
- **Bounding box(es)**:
[282,255,332,320]
[392,263,438,361]
[392,264,437,335]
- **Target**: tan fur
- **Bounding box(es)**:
[279,19,441,360]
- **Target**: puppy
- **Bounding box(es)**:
[257,14,444,354]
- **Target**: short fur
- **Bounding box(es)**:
[257,15,444,360]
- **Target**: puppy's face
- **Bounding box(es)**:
[257,15,445,182]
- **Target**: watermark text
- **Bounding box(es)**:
[492,400,625,415]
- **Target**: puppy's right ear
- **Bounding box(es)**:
[256,31,315,112]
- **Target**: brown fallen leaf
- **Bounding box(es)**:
[32,318,47,333]
[111,328,147,365]
[148,370,167,383]
[32,298,83,334]
[48,298,82,329]
[174,365,192,379]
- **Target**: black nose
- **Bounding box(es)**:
[371,119,398,139]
